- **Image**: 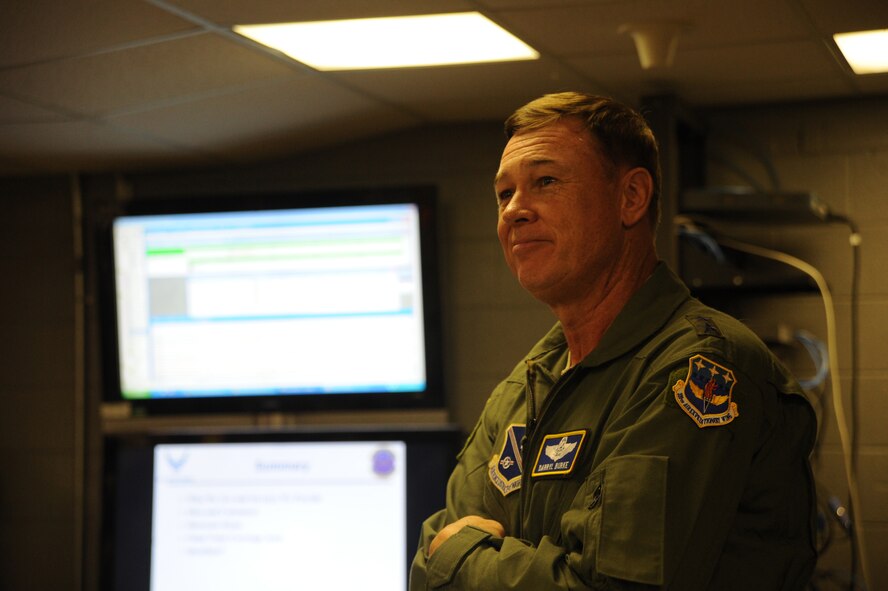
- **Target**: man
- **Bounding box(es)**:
[409,92,817,590]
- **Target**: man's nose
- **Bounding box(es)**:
[500,190,535,225]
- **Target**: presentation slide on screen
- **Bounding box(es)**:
[113,204,427,398]
[150,441,407,591]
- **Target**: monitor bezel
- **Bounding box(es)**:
[100,425,461,591]
[96,186,443,416]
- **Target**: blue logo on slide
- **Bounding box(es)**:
[372,449,396,476]
[164,451,189,471]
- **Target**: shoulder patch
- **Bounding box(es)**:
[685,315,724,338]
[488,424,525,496]
[672,354,739,428]
[531,430,586,477]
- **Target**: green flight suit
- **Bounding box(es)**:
[410,263,817,590]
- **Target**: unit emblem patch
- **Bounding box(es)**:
[673,354,739,428]
[531,430,586,477]
[488,424,526,496]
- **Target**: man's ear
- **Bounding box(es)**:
[620,167,653,227]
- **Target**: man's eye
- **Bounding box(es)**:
[539,176,556,186]
[497,189,514,203]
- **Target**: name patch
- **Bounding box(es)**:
[531,430,586,477]
[488,424,526,496]
[673,354,739,428]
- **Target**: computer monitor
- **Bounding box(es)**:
[101,426,460,591]
[98,187,442,415]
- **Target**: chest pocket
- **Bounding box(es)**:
[562,454,668,586]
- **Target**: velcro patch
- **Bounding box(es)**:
[672,354,739,428]
[488,424,526,496]
[686,315,723,338]
[531,430,586,477]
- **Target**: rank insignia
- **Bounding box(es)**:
[686,315,723,338]
[531,430,586,477]
[673,354,739,428]
[488,424,526,496]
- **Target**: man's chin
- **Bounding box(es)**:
[516,273,560,302]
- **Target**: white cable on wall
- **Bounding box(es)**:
[713,234,870,591]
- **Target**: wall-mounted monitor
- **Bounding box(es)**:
[101,426,460,591]
[98,188,442,415]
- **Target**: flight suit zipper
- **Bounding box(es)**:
[522,360,538,456]
[517,357,579,539]
[517,359,538,540]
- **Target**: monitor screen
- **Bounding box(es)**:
[102,427,460,591]
[100,188,441,414]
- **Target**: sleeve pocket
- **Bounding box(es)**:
[597,454,668,586]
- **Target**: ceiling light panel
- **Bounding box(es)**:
[834,29,888,74]
[234,12,539,71]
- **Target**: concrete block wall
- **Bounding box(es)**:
[700,97,888,590]
[1,96,885,590]
[0,177,80,590]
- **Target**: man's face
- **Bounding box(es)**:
[494,118,626,306]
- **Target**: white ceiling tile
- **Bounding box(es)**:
[563,52,661,99]
[0,0,882,174]
[107,76,418,162]
[0,33,301,117]
[799,0,888,34]
[496,0,810,58]
[331,58,612,121]
[496,4,662,56]
[678,0,815,47]
[0,94,70,124]
[0,0,197,68]
[0,120,217,172]
[674,40,841,81]
[570,39,851,105]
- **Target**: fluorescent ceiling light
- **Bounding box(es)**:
[233,12,539,71]
[834,29,888,74]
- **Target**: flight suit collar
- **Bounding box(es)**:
[519,263,690,372]
[578,262,689,368]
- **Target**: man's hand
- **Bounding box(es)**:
[428,515,506,557]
